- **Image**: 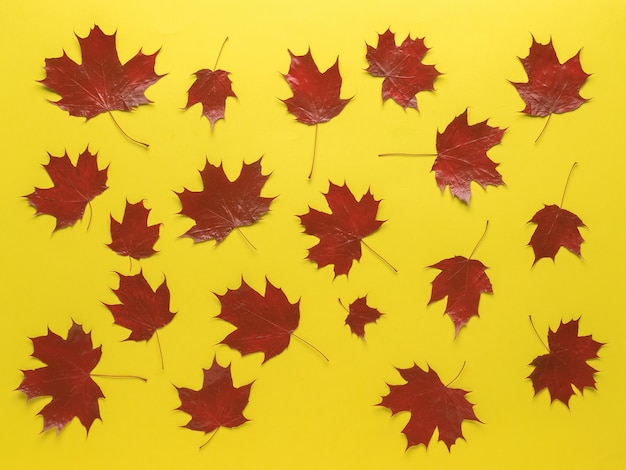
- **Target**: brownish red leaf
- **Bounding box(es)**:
[176,361,252,437]
[108,200,160,259]
[177,159,273,244]
[26,149,108,230]
[529,204,585,264]
[41,25,162,119]
[18,321,104,432]
[185,68,236,130]
[366,28,440,109]
[299,183,385,277]
[379,364,480,450]
[345,297,382,339]
[216,280,300,363]
[428,256,493,335]
[529,318,603,406]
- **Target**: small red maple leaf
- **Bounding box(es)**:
[428,255,493,335]
[18,321,104,432]
[366,28,440,109]
[529,318,603,406]
[185,68,236,130]
[105,271,175,341]
[379,364,480,450]
[216,279,300,363]
[41,25,162,120]
[26,149,108,230]
[282,49,351,125]
[176,361,252,442]
[512,37,589,118]
[177,159,273,245]
[432,110,505,203]
[108,200,160,259]
[344,297,382,339]
[300,183,387,277]
[529,205,585,264]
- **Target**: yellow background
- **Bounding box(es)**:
[1,1,625,468]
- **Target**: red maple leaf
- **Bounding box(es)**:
[528,204,585,264]
[41,25,162,120]
[216,279,300,363]
[108,200,160,259]
[529,318,603,406]
[177,159,273,245]
[428,256,493,335]
[185,68,236,130]
[344,297,382,339]
[511,37,589,118]
[379,364,480,450]
[26,149,107,230]
[18,321,104,432]
[432,110,505,203]
[299,183,386,277]
[176,361,252,440]
[365,28,440,109]
[105,271,175,341]
[282,49,351,125]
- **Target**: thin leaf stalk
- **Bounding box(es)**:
[468,220,489,260]
[361,239,398,273]
[107,111,149,148]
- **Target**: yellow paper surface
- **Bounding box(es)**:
[1,1,625,468]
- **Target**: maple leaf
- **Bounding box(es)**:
[176,361,252,442]
[26,149,107,230]
[529,318,603,406]
[379,364,480,450]
[365,28,440,109]
[18,321,104,432]
[177,159,273,245]
[299,183,387,277]
[216,279,300,363]
[108,200,160,259]
[428,255,493,335]
[511,37,589,138]
[185,68,236,130]
[105,271,175,341]
[344,297,382,339]
[432,110,505,203]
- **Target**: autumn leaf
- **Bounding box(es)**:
[26,149,107,230]
[177,159,273,246]
[108,200,160,260]
[18,321,104,432]
[344,297,382,339]
[529,318,603,406]
[300,183,394,277]
[511,37,590,141]
[176,361,252,447]
[40,25,162,146]
[282,49,352,178]
[379,364,480,450]
[365,28,440,109]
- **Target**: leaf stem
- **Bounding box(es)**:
[378,152,438,157]
[155,329,164,370]
[534,113,552,144]
[236,227,257,251]
[445,361,466,387]
[361,239,397,273]
[468,220,489,260]
[291,332,329,362]
[200,427,219,450]
[213,37,229,70]
[107,111,149,148]
[338,299,350,314]
[85,201,93,230]
[560,162,578,208]
[308,123,318,180]
[91,373,148,382]
[528,315,549,352]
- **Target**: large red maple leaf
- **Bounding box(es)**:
[185,68,236,130]
[344,297,382,339]
[529,318,603,406]
[41,25,162,119]
[366,28,440,109]
[18,321,104,432]
[528,204,585,264]
[105,271,175,341]
[177,159,273,245]
[511,37,589,118]
[216,280,300,363]
[26,149,108,230]
[108,200,160,259]
[428,256,493,335]
[432,110,505,203]
[379,364,480,450]
[299,183,386,277]
[176,361,252,441]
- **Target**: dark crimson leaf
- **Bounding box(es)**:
[345,297,382,338]
[26,149,107,230]
[185,68,236,129]
[108,200,159,259]
[528,204,585,264]
[379,364,480,450]
[18,321,104,432]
